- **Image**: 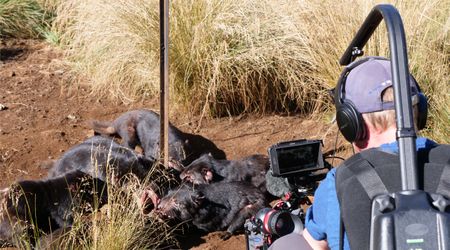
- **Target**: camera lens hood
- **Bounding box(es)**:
[256,208,304,237]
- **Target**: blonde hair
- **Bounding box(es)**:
[363,87,418,131]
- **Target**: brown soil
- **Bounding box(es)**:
[0,39,346,249]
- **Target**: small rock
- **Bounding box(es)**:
[54,69,65,75]
[67,114,76,120]
[0,104,7,111]
[10,71,16,77]
[39,160,55,170]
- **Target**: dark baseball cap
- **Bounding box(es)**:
[345,58,419,113]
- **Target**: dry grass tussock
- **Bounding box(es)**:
[54,0,448,140]
[296,0,449,142]
[55,0,324,115]
[9,172,177,250]
[0,0,57,40]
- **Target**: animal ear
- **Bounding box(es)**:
[192,191,205,205]
[127,126,135,133]
[201,167,209,175]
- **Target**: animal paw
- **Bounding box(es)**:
[219,231,232,240]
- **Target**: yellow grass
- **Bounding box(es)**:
[6,159,177,249]
[0,0,56,39]
[50,0,448,140]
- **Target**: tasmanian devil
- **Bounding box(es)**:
[179,154,270,192]
[156,181,266,239]
[48,136,155,184]
[88,109,226,166]
[0,170,107,244]
[139,166,184,215]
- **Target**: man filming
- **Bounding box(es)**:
[269,57,449,249]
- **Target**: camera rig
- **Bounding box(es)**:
[245,139,333,250]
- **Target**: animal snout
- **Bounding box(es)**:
[167,159,185,172]
[154,205,168,218]
[140,189,160,215]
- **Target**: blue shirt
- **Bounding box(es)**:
[304,137,437,250]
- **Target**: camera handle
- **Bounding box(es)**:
[273,187,313,224]
[245,229,270,250]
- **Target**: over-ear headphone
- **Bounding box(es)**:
[334,56,428,142]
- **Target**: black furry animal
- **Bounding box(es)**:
[0,170,107,244]
[88,109,226,166]
[156,181,266,239]
[48,136,155,183]
[180,154,269,192]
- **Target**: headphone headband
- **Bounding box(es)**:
[334,56,427,142]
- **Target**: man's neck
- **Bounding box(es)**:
[370,126,397,147]
[354,126,397,152]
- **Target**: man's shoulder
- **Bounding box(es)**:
[336,149,397,172]
[334,148,401,193]
[335,141,450,194]
[314,168,338,195]
[337,138,448,172]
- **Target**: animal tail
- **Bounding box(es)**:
[88,120,117,135]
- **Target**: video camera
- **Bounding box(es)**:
[244,139,331,250]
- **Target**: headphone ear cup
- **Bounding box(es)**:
[336,102,365,142]
[416,92,428,130]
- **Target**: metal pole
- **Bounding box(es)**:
[160,0,169,168]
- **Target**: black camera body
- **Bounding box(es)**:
[245,139,330,250]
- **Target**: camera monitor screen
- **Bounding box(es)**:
[269,140,324,177]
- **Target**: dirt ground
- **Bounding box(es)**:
[0,39,346,249]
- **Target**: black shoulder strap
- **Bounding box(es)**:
[339,152,389,250]
[338,145,450,250]
[339,215,345,250]
[427,144,450,198]
[436,163,450,198]
[345,153,389,199]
